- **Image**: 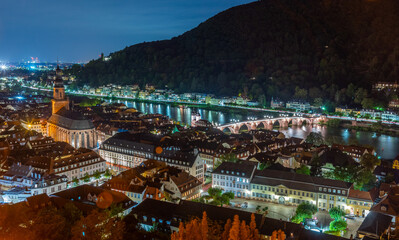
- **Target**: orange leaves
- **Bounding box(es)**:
[270,230,286,240]
[171,212,261,240]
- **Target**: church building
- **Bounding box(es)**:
[47,66,97,149]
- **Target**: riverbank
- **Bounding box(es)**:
[322,119,399,137]
[344,123,399,137]
[23,85,287,116]
[22,85,399,128]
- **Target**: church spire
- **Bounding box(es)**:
[51,65,69,114]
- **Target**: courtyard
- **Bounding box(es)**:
[230,198,364,239]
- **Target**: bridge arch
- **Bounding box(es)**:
[256,121,270,129]
[216,116,320,132]
[277,119,289,128]
[220,126,231,133]
[238,123,250,132]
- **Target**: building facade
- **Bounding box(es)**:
[47,66,97,149]
[211,161,257,198]
[286,101,311,112]
[99,132,205,182]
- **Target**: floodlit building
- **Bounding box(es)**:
[47,66,97,148]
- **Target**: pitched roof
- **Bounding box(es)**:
[357,211,392,238]
[371,186,399,217]
[252,169,352,191]
[212,161,257,178]
[47,108,94,130]
[53,184,135,210]
[131,199,346,240]
[348,188,372,201]
[26,193,51,208]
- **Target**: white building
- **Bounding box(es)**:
[360,109,382,118]
[0,174,68,204]
[381,111,399,122]
[99,132,205,182]
[286,101,311,112]
[211,161,257,198]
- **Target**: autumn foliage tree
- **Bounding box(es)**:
[271,230,286,240]
[171,212,260,240]
[71,209,125,240]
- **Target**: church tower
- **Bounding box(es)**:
[51,65,69,114]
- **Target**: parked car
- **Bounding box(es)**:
[241,202,248,209]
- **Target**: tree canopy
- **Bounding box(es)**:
[70,0,399,109]
[329,207,345,221]
[171,212,260,240]
[291,202,317,224]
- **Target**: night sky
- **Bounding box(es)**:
[0,0,252,63]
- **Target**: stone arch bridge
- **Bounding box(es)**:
[216,116,326,134]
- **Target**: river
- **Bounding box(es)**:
[109,99,398,159]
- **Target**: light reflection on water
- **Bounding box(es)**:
[107,99,398,159]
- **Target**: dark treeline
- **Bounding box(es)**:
[70,0,399,110]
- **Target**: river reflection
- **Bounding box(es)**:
[112,99,397,159]
[280,126,398,159]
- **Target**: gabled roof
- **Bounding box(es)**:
[26,193,51,208]
[48,108,94,130]
[252,169,353,190]
[319,148,357,166]
[357,211,392,238]
[53,184,135,209]
[131,199,346,240]
[348,187,372,201]
[212,161,257,178]
[371,186,399,217]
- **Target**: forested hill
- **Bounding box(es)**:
[72,0,399,105]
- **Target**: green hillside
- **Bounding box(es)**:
[71,0,399,107]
